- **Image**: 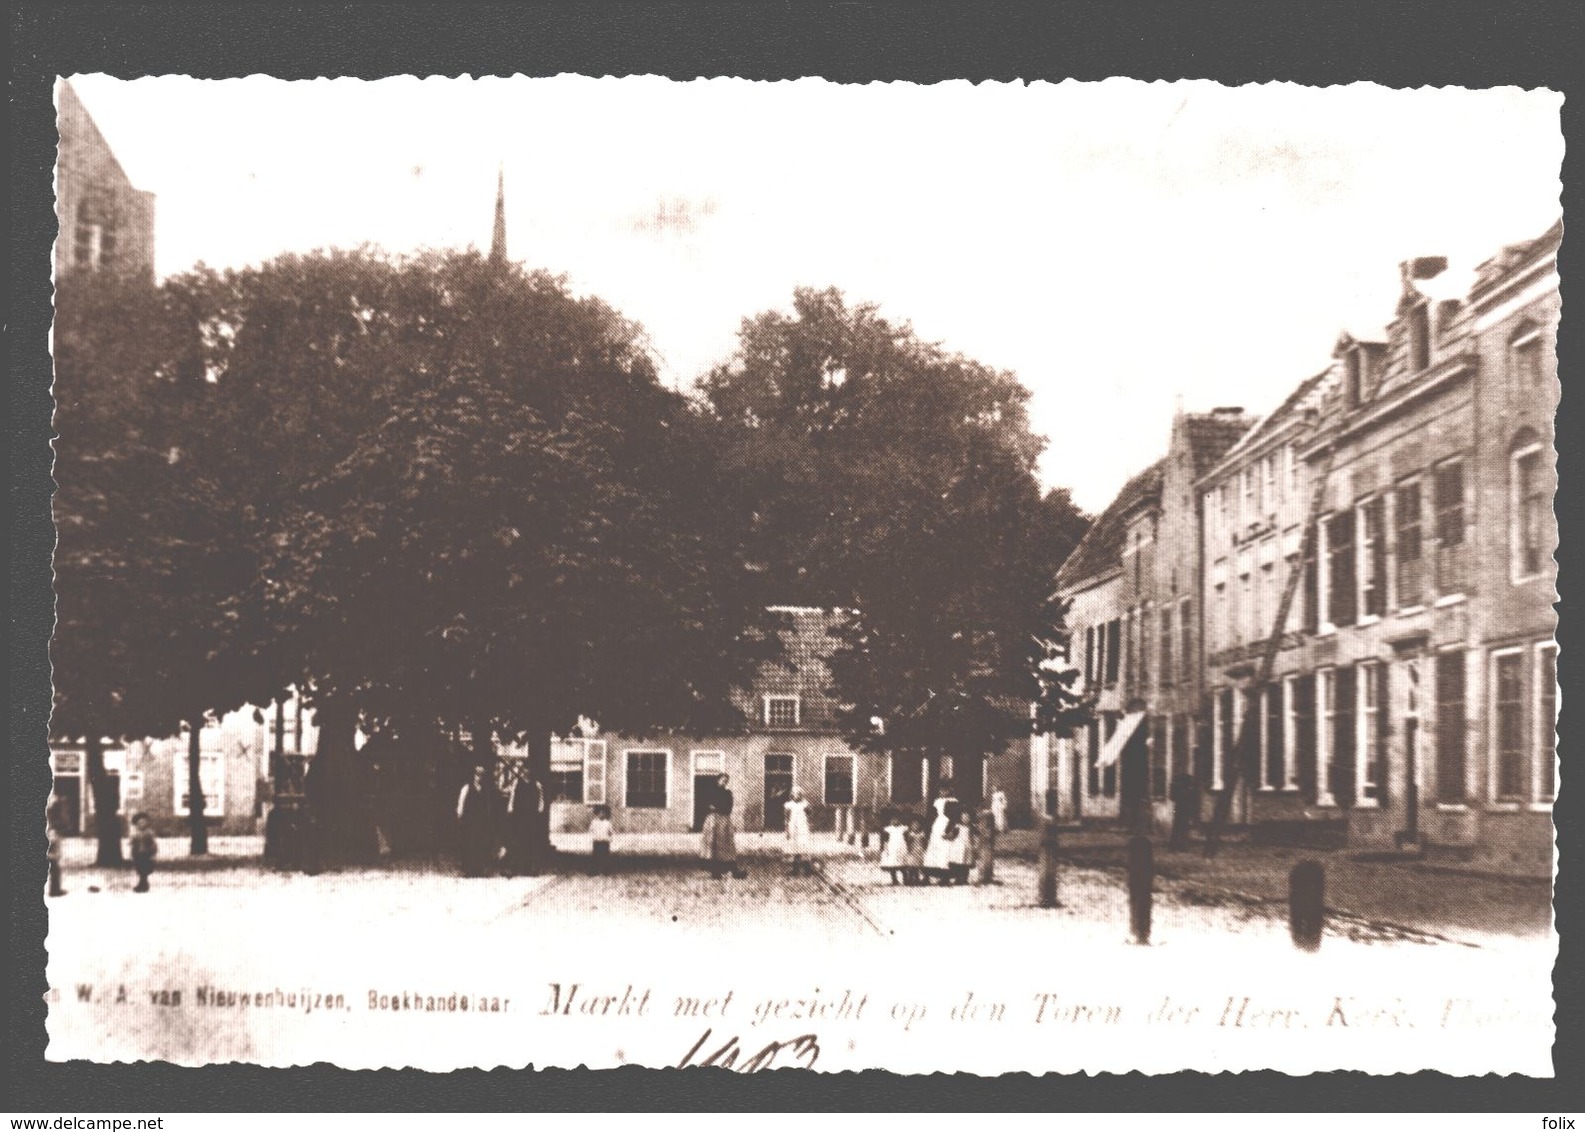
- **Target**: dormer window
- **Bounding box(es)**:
[763,695,800,729]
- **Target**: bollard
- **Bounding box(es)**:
[977,808,996,885]
[1127,836,1153,945]
[1038,820,1061,907]
[1289,860,1325,951]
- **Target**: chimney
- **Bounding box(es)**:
[1400,256,1448,284]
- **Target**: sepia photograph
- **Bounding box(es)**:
[35,71,1562,1080]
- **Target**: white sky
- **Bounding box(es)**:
[66,76,1562,513]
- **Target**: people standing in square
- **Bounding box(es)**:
[128,812,158,893]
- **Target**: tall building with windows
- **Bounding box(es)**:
[55,80,155,279]
[1057,223,1558,876]
[1051,408,1249,829]
[1192,225,1558,870]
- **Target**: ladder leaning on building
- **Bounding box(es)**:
[1203,411,1337,857]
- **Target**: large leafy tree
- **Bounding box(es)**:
[702,288,1088,801]
[185,250,769,863]
[52,272,267,860]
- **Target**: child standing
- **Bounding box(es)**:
[588,805,614,873]
[879,812,908,885]
[128,813,158,893]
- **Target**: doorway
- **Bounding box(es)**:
[763,753,794,831]
[52,775,82,834]
[691,751,725,832]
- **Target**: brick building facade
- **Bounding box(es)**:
[55,80,155,280]
[1057,224,1559,875]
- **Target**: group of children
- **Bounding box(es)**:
[876,805,976,886]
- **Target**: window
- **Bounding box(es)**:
[1101,715,1118,797]
[1237,548,1254,643]
[764,695,800,729]
[1179,598,1194,675]
[73,196,118,272]
[1435,651,1466,804]
[890,752,924,804]
[1151,716,1169,800]
[1302,530,1320,634]
[174,721,225,817]
[624,749,669,809]
[1257,537,1278,641]
[1512,332,1545,387]
[1159,606,1174,687]
[1086,720,1101,796]
[1211,559,1228,651]
[1492,650,1526,803]
[1359,496,1386,619]
[549,738,604,804]
[1241,468,1255,524]
[1265,454,1279,510]
[1325,510,1357,628]
[1394,480,1424,609]
[1408,303,1431,372]
[1213,689,1235,791]
[1317,669,1336,804]
[1536,644,1557,804]
[1138,606,1151,690]
[1358,662,1385,804]
[1262,683,1286,790]
[1292,674,1317,800]
[1085,625,1097,687]
[1284,445,1298,496]
[1510,437,1546,581]
[1105,620,1121,685]
[1346,349,1363,408]
[1433,460,1467,596]
[824,754,856,806]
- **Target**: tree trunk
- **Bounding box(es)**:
[84,734,124,866]
[187,720,209,855]
[307,698,360,862]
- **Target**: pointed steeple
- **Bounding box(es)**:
[489,164,507,264]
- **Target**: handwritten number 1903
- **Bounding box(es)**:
[677,1028,821,1071]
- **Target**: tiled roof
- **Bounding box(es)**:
[735,606,843,727]
[1210,373,1326,472]
[1054,459,1165,592]
[1181,412,1255,477]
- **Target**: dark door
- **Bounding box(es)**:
[692,776,717,833]
[763,754,793,831]
[53,775,81,834]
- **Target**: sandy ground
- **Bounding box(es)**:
[43,831,1556,1074]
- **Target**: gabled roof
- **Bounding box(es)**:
[1054,459,1165,592]
[1180,411,1255,478]
[737,606,843,726]
[1206,372,1327,476]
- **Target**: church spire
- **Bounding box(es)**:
[489,164,507,264]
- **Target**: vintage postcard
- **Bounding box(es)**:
[44,75,1560,1075]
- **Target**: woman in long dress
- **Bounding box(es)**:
[784,786,812,876]
[922,787,959,884]
[701,774,745,879]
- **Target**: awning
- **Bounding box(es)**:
[1097,711,1147,769]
